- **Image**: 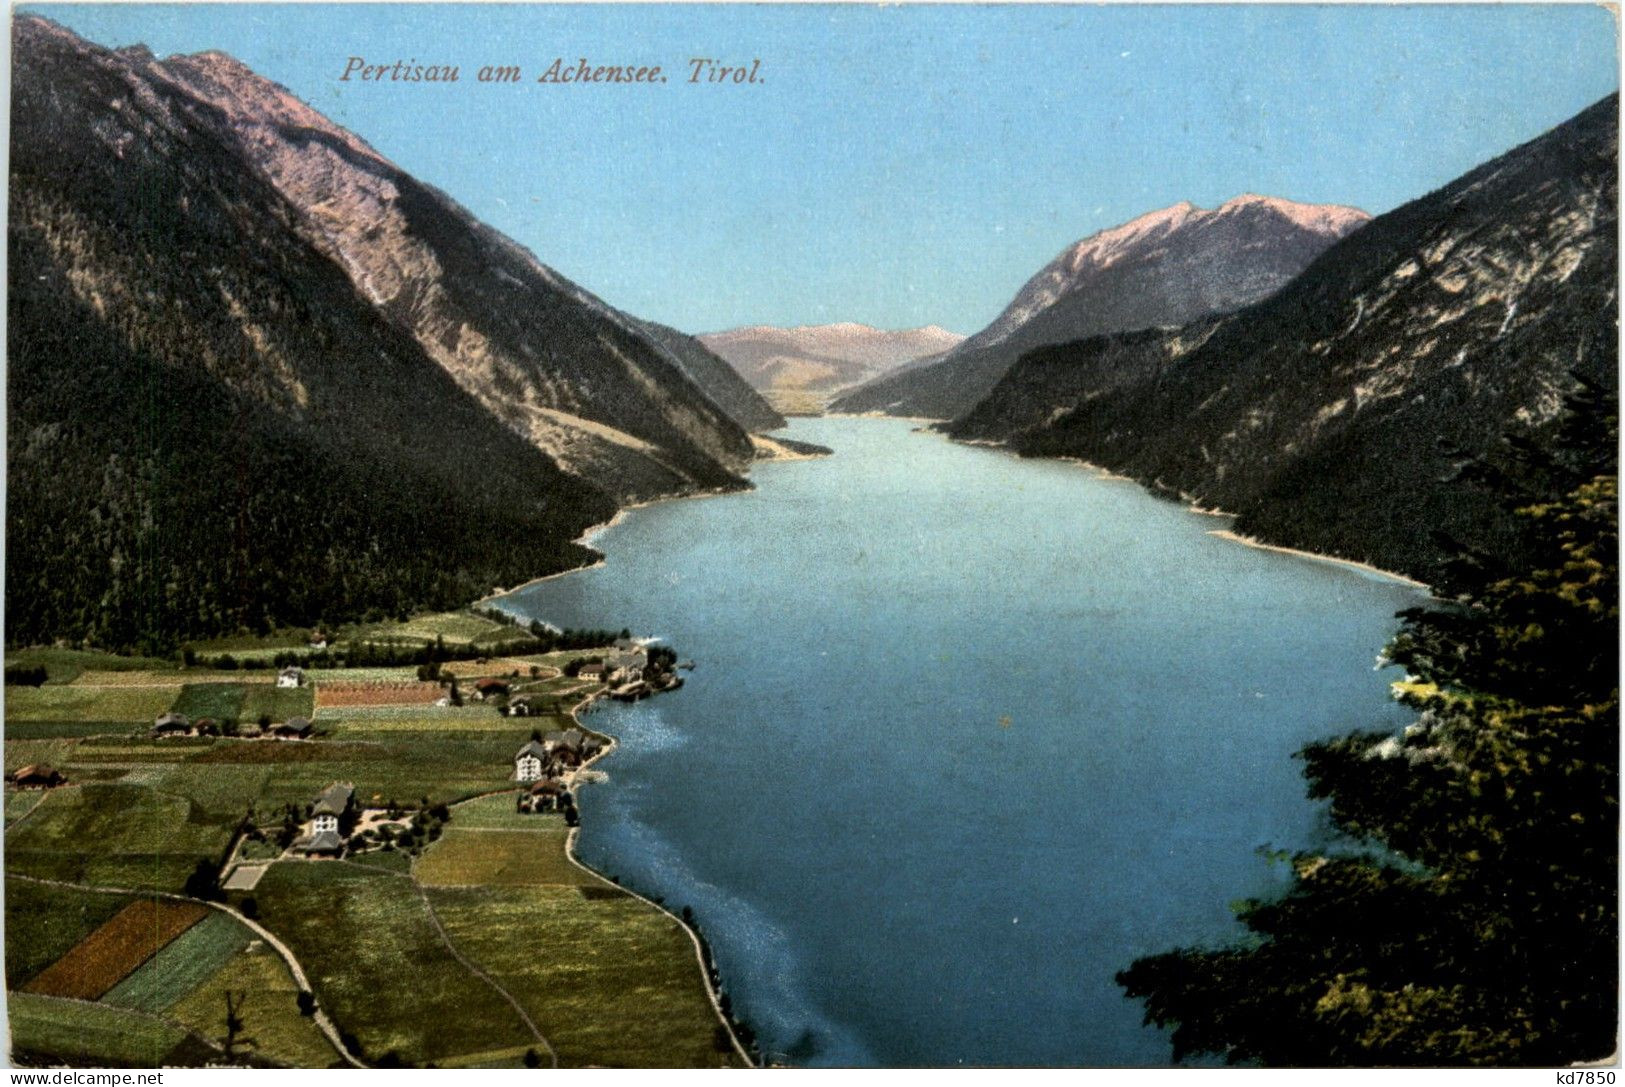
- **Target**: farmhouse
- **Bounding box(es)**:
[578,661,606,681]
[277,666,306,688]
[518,779,567,814]
[514,740,548,782]
[9,764,66,789]
[505,695,537,718]
[272,717,313,740]
[310,781,355,835]
[151,712,192,738]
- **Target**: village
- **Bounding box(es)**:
[5,616,737,1069]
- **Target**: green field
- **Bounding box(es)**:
[252,862,534,1065]
[5,647,176,686]
[415,826,590,888]
[4,880,136,989]
[325,711,540,733]
[103,911,254,1013]
[239,685,315,723]
[170,683,248,722]
[444,792,541,828]
[310,666,422,684]
[73,670,227,687]
[317,705,499,722]
[5,783,234,891]
[428,885,730,1067]
[168,942,341,1067]
[389,611,517,645]
[8,992,195,1067]
[6,788,51,827]
[5,685,180,723]
[4,720,150,740]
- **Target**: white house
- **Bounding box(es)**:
[514,740,548,782]
[277,666,305,689]
[310,781,354,835]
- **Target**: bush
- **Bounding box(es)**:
[4,665,47,687]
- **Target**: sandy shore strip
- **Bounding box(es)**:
[1207,529,1428,588]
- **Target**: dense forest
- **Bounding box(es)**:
[1117,387,1618,1064]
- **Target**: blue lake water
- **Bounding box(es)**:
[499,416,1422,1067]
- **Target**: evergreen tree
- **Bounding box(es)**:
[1117,396,1618,1066]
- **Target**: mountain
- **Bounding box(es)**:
[147,42,767,504]
[830,196,1370,420]
[631,320,786,434]
[4,15,763,650]
[947,95,1619,583]
[699,323,964,414]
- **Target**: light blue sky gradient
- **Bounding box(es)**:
[24,3,1621,334]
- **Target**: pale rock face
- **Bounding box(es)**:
[970,194,1371,353]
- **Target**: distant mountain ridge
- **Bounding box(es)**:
[947,95,1619,583]
[831,195,1370,420]
[699,322,964,414]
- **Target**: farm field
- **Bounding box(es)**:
[22,899,209,1001]
[5,648,175,685]
[102,912,254,1013]
[170,683,248,722]
[168,942,341,1066]
[251,862,535,1065]
[5,783,236,890]
[5,685,179,723]
[415,826,591,887]
[8,992,199,1067]
[3,635,727,1068]
[428,885,729,1067]
[315,681,443,709]
[240,685,315,722]
[5,880,136,989]
[69,669,206,685]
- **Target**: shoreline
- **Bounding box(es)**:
[476,482,748,610]
[1206,529,1428,589]
[939,432,1428,589]
[558,689,758,1068]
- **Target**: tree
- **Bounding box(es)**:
[184,858,224,901]
[1117,398,1618,1066]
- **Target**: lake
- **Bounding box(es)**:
[498,416,1422,1067]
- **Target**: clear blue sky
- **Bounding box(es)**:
[24,3,1621,334]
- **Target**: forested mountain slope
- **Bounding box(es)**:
[832,196,1368,420]
[948,95,1619,583]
